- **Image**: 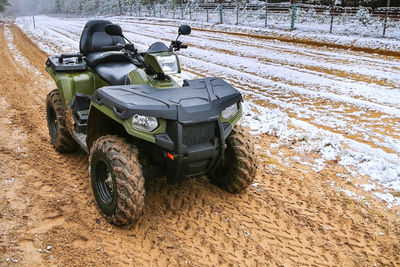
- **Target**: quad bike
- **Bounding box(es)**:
[45,20,257,225]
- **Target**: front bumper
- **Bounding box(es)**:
[154,119,232,183]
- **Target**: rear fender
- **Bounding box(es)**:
[46,66,95,106]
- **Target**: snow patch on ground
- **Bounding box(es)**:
[242,101,400,206]
[373,192,400,209]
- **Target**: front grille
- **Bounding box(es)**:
[182,122,216,147]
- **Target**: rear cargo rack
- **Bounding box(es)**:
[46,54,87,72]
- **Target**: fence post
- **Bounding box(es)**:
[219,1,223,24]
[130,0,134,16]
[236,0,239,25]
[290,0,296,30]
[189,2,192,20]
[173,1,175,19]
[32,16,36,29]
[181,2,184,19]
[265,0,268,27]
[206,0,209,22]
[383,0,391,37]
[118,0,123,15]
[329,6,334,33]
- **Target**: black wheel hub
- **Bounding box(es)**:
[47,106,59,140]
[94,159,114,206]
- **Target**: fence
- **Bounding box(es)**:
[66,2,400,39]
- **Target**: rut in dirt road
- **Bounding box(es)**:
[0,23,399,266]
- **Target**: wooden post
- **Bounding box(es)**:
[173,0,175,19]
[265,0,268,27]
[219,0,223,24]
[383,0,391,37]
[32,16,36,29]
[118,0,123,15]
[329,6,334,34]
[290,0,296,30]
[206,0,209,23]
[189,2,192,20]
[236,0,239,25]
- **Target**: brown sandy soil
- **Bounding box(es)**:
[0,24,399,266]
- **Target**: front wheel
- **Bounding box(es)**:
[89,135,145,226]
[208,126,257,193]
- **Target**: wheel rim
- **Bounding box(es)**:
[94,159,114,206]
[221,143,235,172]
[47,106,59,140]
[212,141,236,186]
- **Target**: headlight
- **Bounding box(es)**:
[132,114,158,132]
[221,103,239,120]
[156,55,179,74]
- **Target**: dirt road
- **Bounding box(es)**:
[0,23,399,266]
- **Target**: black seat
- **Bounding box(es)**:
[85,51,131,68]
[95,63,137,86]
[80,20,135,85]
[80,20,125,57]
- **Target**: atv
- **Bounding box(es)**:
[45,20,257,225]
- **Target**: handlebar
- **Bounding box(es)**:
[170,41,188,51]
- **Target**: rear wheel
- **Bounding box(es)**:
[89,135,145,226]
[46,89,79,152]
[208,126,257,193]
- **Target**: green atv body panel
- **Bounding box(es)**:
[45,59,188,145]
[45,63,180,107]
[45,61,241,146]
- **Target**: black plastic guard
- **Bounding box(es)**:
[91,77,242,123]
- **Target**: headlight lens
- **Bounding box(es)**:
[132,114,158,132]
[156,55,179,74]
[221,103,239,120]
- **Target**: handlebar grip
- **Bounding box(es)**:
[181,45,188,49]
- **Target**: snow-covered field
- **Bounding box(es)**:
[15,15,400,207]
[139,5,400,40]
[115,16,400,54]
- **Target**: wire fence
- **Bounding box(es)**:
[63,2,400,39]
